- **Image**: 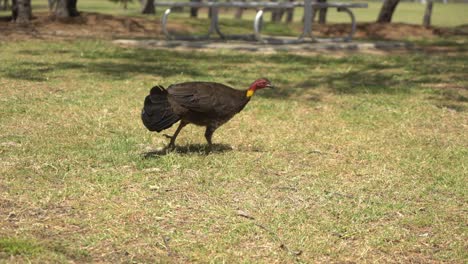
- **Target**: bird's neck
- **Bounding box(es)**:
[246,84,256,98]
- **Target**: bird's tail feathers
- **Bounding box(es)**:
[149,85,166,98]
[142,85,180,132]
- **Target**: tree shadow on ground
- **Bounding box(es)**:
[257,72,410,101]
[4,44,466,110]
[256,52,467,111]
[143,143,232,158]
[4,47,254,81]
[1,60,204,82]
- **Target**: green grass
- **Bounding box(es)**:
[0,237,91,262]
[0,238,43,256]
[0,38,467,262]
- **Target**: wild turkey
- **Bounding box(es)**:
[141,78,273,149]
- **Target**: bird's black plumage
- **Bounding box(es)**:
[141,85,180,132]
[141,79,272,148]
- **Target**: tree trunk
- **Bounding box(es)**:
[190,0,201,18]
[318,9,326,24]
[11,0,17,20]
[68,0,79,16]
[285,0,294,23]
[141,0,155,14]
[13,0,31,24]
[318,0,327,24]
[48,0,56,12]
[234,0,245,19]
[208,7,214,19]
[377,0,400,23]
[2,0,9,11]
[55,0,80,18]
[270,0,286,23]
[423,0,433,28]
[55,0,68,17]
[270,0,278,22]
[278,9,285,22]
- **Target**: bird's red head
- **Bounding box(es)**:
[247,78,273,97]
[251,78,273,90]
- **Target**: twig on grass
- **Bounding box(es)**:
[308,149,324,155]
[162,235,172,257]
[254,222,303,257]
[237,210,255,220]
[160,235,190,262]
[236,210,303,257]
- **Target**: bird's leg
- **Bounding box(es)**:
[204,125,218,147]
[163,134,173,139]
[167,121,188,150]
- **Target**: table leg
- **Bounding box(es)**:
[253,9,264,42]
[161,8,172,39]
[300,0,313,41]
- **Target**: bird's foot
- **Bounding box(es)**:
[204,143,213,154]
[165,143,176,152]
[163,134,173,139]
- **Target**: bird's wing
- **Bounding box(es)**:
[167,82,243,114]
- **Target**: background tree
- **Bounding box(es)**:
[141,0,155,14]
[316,0,327,24]
[377,0,400,23]
[423,0,433,28]
[48,0,57,12]
[234,0,245,19]
[190,0,201,18]
[109,0,133,10]
[55,0,80,18]
[270,0,284,23]
[285,0,294,23]
[1,0,10,11]
[12,0,32,24]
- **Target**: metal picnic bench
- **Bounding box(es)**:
[156,0,368,43]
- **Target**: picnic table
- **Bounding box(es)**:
[156,0,368,43]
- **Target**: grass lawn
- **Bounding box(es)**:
[1,37,467,262]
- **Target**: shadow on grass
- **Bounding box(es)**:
[3,44,466,110]
[143,143,232,158]
[257,52,467,106]
[2,59,204,81]
[3,46,264,81]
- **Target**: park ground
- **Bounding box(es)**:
[0,0,467,263]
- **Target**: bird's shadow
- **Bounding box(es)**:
[143,143,233,158]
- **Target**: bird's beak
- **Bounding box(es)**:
[266,84,275,89]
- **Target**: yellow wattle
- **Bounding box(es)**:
[246,89,255,97]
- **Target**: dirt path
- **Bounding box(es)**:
[1,11,466,41]
[1,12,466,55]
